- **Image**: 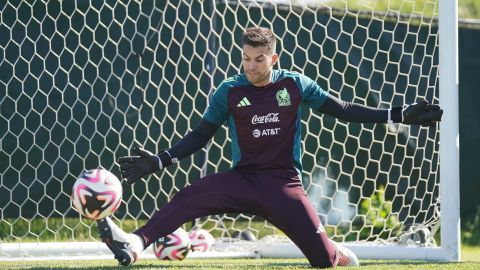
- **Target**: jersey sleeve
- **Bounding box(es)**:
[203,80,231,125]
[294,73,329,110]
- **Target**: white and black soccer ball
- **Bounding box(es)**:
[189,229,215,252]
[153,227,191,260]
[71,169,122,220]
[232,229,257,241]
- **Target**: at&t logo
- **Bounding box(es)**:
[252,128,280,138]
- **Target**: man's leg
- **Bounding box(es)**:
[98,170,262,265]
[135,170,263,246]
[256,173,358,268]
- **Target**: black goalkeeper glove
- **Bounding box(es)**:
[118,147,166,185]
[401,100,443,126]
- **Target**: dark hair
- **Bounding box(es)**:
[242,27,276,54]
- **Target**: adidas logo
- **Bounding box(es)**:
[237,97,251,107]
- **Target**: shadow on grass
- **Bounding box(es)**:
[13,260,480,270]
[360,260,463,266]
[20,259,312,270]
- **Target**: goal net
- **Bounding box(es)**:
[0,0,459,262]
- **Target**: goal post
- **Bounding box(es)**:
[438,0,460,262]
[0,0,459,262]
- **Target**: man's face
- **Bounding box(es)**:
[242,45,278,87]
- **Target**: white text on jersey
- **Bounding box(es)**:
[251,113,280,124]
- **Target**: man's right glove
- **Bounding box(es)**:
[118,147,164,185]
[401,100,443,126]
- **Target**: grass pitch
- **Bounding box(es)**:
[1,246,479,270]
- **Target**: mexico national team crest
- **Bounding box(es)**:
[276,88,291,107]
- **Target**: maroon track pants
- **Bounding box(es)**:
[135,169,338,268]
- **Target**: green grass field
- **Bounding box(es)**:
[1,246,479,270]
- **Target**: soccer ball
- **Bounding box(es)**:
[71,169,122,220]
[189,229,215,252]
[232,229,257,241]
[153,227,191,260]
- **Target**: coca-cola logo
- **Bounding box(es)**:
[251,113,279,125]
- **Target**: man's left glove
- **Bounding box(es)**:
[402,100,443,126]
[118,147,163,185]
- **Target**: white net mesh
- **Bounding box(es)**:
[0,0,442,258]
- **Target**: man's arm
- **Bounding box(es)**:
[318,95,442,125]
[163,118,220,165]
[318,95,392,123]
[118,118,220,184]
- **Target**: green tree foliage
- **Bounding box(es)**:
[359,185,401,240]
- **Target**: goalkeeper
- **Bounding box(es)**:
[97,27,443,268]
